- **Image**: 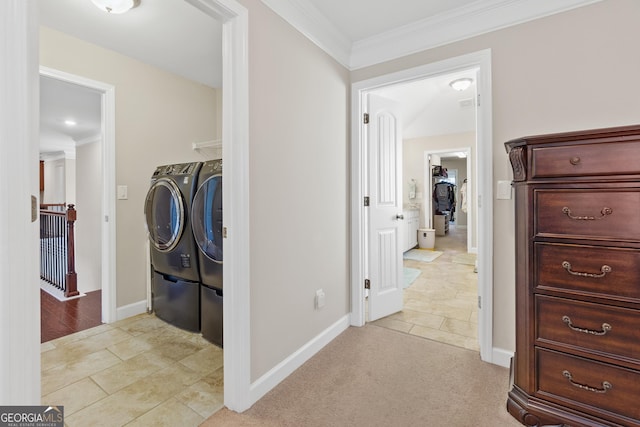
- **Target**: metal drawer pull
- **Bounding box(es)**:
[561,261,611,278]
[562,315,612,335]
[562,206,612,220]
[569,156,581,165]
[562,370,612,394]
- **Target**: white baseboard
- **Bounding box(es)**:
[249,314,350,405]
[40,279,86,302]
[116,299,148,321]
[492,347,513,368]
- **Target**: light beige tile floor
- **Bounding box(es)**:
[41,313,223,426]
[372,224,479,351]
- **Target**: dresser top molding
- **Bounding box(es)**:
[505,124,640,152]
[505,124,640,182]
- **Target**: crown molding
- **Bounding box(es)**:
[262,0,602,71]
[350,0,602,70]
[76,134,102,146]
[192,138,222,150]
[40,151,68,161]
[260,0,351,68]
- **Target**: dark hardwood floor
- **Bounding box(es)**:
[41,289,102,343]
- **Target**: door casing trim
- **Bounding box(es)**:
[39,66,117,324]
[350,49,494,364]
[184,0,252,411]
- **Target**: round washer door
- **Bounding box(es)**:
[144,178,185,252]
[191,174,223,262]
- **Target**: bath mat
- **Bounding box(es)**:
[404,267,421,288]
[403,249,442,262]
[452,253,477,266]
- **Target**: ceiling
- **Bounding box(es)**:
[40,76,103,156]
[38,0,222,88]
[38,0,598,153]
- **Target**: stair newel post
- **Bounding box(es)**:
[65,204,79,297]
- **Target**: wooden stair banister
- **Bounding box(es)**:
[39,203,78,297]
[65,204,78,298]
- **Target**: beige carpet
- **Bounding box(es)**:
[201,325,521,427]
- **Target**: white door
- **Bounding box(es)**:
[367,94,404,321]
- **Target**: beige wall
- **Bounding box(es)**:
[40,27,219,308]
[76,141,102,293]
[239,0,351,381]
[352,0,640,352]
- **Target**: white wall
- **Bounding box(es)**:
[352,0,640,352]
[65,157,76,205]
[239,0,350,382]
[76,141,102,293]
[42,158,65,204]
[40,27,219,308]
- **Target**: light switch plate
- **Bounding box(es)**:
[117,185,128,200]
[496,180,512,200]
[315,289,325,309]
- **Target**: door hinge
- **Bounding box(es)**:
[478,296,482,309]
[364,279,370,289]
[477,93,481,107]
[223,227,228,238]
[363,113,369,124]
[364,196,370,207]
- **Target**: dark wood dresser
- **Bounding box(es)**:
[505,125,640,427]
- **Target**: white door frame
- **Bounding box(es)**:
[351,49,494,364]
[39,66,117,324]
[184,0,251,412]
[425,147,474,253]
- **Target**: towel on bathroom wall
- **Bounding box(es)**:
[460,182,467,213]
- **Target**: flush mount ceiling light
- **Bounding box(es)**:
[91,0,140,14]
[64,119,77,127]
[449,78,473,91]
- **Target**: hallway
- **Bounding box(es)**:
[372,225,478,351]
[41,289,103,343]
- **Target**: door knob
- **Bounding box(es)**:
[396,214,404,220]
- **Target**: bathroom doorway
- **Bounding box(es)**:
[351,50,494,363]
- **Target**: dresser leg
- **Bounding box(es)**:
[507,390,567,427]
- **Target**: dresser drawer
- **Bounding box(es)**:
[531,140,640,178]
[535,243,640,301]
[537,348,640,422]
[536,295,640,362]
[535,189,640,241]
